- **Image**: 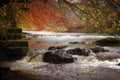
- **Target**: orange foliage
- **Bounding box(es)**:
[18,0,63,31]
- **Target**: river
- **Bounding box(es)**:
[0,31,120,80]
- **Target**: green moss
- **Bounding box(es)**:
[0,40,28,48]
[7,28,22,33]
[96,37,120,46]
[7,34,22,40]
[4,47,28,56]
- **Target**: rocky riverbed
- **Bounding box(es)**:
[0,31,120,80]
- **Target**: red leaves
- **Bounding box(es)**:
[18,0,63,30]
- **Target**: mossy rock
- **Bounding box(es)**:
[0,40,28,48]
[7,34,22,40]
[96,37,120,46]
[4,47,28,57]
[7,28,22,33]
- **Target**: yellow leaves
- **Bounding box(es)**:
[112,24,115,28]
[118,20,120,24]
[92,13,96,19]
[96,22,99,24]
[80,5,85,10]
[117,27,120,31]
[95,24,98,27]
[112,12,117,16]
[118,23,120,27]
[97,9,102,16]
[3,12,6,16]
[105,28,110,33]
[118,8,120,13]
[113,21,117,26]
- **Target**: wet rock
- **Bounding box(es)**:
[48,46,67,50]
[95,37,120,46]
[69,42,80,44]
[67,48,90,56]
[43,50,75,64]
[91,46,109,53]
[118,63,120,67]
[69,41,85,44]
[4,47,28,56]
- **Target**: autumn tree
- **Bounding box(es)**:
[57,0,120,33]
[17,0,66,31]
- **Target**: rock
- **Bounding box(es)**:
[91,46,109,53]
[48,46,67,50]
[118,63,120,66]
[95,37,120,46]
[27,54,43,62]
[0,40,28,47]
[4,47,28,57]
[69,42,80,44]
[7,34,22,40]
[7,28,22,40]
[69,42,85,44]
[7,28,22,33]
[67,48,90,56]
[43,50,75,64]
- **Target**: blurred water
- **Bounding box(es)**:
[1,31,119,80]
[20,31,120,70]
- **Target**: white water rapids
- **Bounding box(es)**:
[1,31,120,80]
[13,31,119,70]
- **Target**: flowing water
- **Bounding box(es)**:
[1,31,120,80]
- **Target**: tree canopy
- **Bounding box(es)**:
[0,0,120,33]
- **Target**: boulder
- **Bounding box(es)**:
[95,37,120,46]
[7,34,22,40]
[91,46,109,53]
[0,40,28,47]
[43,50,75,64]
[7,28,22,33]
[118,63,120,66]
[67,48,90,56]
[4,47,28,57]
[48,46,67,50]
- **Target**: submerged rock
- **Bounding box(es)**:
[43,50,75,64]
[69,41,85,44]
[67,48,90,56]
[48,46,67,50]
[91,46,109,53]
